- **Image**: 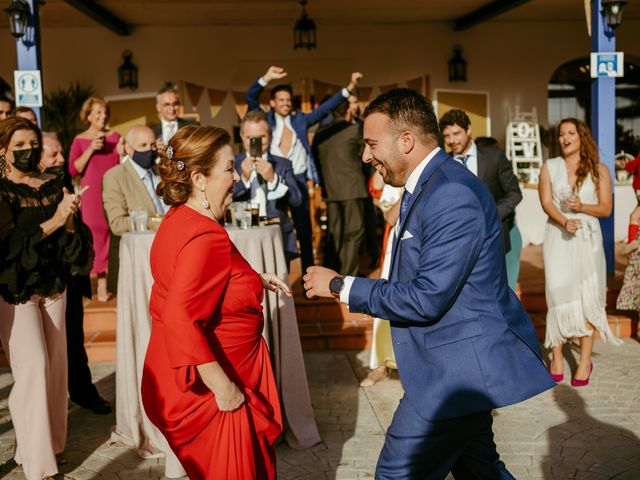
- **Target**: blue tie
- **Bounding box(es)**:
[398,189,412,226]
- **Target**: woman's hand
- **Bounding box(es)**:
[564,194,582,212]
[90,134,105,152]
[55,187,81,223]
[213,380,245,412]
[564,219,582,235]
[260,273,292,296]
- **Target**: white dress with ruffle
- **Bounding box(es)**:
[542,157,621,347]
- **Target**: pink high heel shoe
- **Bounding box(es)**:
[571,362,593,387]
[550,371,564,382]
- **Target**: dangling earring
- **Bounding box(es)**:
[0,155,6,178]
[201,188,210,209]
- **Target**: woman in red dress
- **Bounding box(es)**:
[141,126,287,479]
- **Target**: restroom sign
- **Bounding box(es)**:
[14,70,43,107]
[590,52,624,78]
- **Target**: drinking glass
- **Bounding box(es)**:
[130,209,148,232]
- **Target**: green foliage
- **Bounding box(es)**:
[42,83,94,154]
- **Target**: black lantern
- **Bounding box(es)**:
[448,45,467,82]
[118,50,138,90]
[4,0,31,39]
[601,0,627,29]
[294,0,316,50]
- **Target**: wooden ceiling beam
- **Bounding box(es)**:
[454,0,532,31]
[63,0,131,36]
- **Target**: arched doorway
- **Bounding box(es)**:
[547,56,640,158]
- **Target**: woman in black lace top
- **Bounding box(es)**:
[0,117,92,480]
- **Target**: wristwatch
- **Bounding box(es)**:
[329,275,345,298]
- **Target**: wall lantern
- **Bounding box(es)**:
[448,45,467,82]
[118,50,138,90]
[294,0,316,50]
[4,0,31,39]
[601,0,627,29]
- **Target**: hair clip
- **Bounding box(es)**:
[166,146,174,160]
[176,160,185,171]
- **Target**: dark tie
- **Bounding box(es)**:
[398,189,413,226]
[456,154,470,168]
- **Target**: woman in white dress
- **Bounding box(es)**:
[539,118,621,387]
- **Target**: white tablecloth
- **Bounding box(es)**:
[516,184,636,246]
[110,225,320,477]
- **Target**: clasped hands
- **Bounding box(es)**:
[563,195,583,235]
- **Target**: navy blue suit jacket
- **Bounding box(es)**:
[246,78,348,185]
[232,153,302,262]
[349,150,554,420]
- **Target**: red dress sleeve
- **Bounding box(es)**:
[161,228,231,389]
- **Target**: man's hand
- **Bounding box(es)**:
[263,66,288,83]
[303,266,339,299]
[347,72,363,92]
[254,158,275,183]
[240,157,254,181]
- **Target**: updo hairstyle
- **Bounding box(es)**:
[156,125,231,206]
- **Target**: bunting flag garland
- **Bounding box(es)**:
[207,88,227,119]
[231,91,249,119]
[405,77,424,95]
[184,82,205,112]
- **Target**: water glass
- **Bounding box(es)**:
[130,209,148,232]
[241,202,252,230]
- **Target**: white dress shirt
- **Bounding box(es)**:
[339,147,442,304]
[126,156,170,214]
[161,119,178,145]
[241,153,290,217]
[455,141,478,177]
[271,115,307,175]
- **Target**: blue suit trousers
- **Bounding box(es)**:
[376,396,515,480]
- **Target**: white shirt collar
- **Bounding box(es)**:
[404,147,441,194]
[161,118,177,127]
[461,141,477,159]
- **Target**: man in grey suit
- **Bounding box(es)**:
[150,86,198,153]
[312,94,369,276]
[440,109,523,290]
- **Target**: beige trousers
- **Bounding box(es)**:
[0,292,68,480]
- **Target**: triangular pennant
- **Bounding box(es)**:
[406,77,423,95]
[231,91,249,119]
[185,82,205,112]
[207,88,227,119]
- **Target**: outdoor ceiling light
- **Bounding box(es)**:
[4,0,31,39]
[294,0,316,50]
[601,0,627,29]
[448,45,467,82]
[118,50,138,90]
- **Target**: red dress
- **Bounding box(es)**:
[141,205,282,480]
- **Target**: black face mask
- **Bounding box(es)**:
[131,149,157,170]
[45,165,66,177]
[12,147,42,173]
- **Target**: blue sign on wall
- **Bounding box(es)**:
[590,52,624,78]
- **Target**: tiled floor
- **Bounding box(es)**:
[1,341,639,479]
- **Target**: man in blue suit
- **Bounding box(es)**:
[247,66,362,272]
[304,89,555,479]
[233,109,302,267]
